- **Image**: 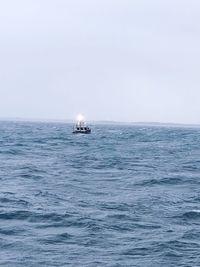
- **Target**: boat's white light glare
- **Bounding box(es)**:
[76,113,85,122]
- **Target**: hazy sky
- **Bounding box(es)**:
[0,0,200,123]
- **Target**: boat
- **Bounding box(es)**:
[73,114,91,134]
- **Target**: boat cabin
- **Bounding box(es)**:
[73,119,91,134]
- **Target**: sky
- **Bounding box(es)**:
[0,0,200,123]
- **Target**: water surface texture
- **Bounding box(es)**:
[0,121,200,266]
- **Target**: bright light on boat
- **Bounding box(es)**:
[76,113,85,122]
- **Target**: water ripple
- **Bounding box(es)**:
[0,122,200,266]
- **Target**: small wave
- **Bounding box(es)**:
[122,247,149,256]
[0,210,32,220]
[0,197,29,207]
[182,230,200,240]
[182,210,200,219]
[19,165,44,173]
[173,210,200,221]
[1,149,24,155]
[0,210,68,224]
[98,202,133,212]
[106,214,132,220]
[28,212,66,223]
[20,173,44,180]
[0,228,24,236]
[182,165,200,172]
[39,232,73,245]
[136,176,184,187]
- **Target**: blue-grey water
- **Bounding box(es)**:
[0,121,200,267]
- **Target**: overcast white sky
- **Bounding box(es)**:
[0,0,200,123]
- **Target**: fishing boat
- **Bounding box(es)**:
[73,114,91,134]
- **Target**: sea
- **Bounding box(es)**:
[0,121,200,267]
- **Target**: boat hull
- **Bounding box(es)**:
[73,130,91,134]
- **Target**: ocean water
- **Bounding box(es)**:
[0,121,200,267]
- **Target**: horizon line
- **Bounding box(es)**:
[0,117,200,128]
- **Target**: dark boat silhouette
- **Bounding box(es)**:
[73,114,91,134]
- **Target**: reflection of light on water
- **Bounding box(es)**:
[76,113,85,122]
